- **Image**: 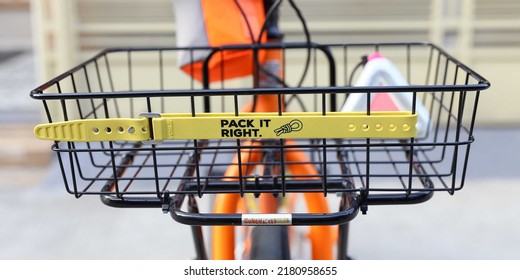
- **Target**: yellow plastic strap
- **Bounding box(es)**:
[34,118,149,142]
[34,112,417,142]
[153,112,417,140]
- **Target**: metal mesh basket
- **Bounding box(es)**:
[31,42,489,212]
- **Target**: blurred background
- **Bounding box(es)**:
[0,0,519,259]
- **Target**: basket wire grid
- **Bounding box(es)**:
[31,42,489,204]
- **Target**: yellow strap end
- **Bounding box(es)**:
[34,118,150,142]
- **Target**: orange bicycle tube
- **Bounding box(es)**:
[212,142,335,259]
[285,146,334,260]
[212,140,262,260]
[243,44,284,113]
[212,47,284,259]
[212,44,336,259]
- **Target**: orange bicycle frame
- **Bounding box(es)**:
[211,45,335,260]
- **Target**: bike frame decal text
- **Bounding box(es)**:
[242,214,293,226]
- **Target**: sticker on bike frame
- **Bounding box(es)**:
[34,111,418,142]
[242,213,292,226]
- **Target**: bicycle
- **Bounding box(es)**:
[31,1,490,260]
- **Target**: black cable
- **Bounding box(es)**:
[343,55,368,105]
[234,0,314,113]
[234,0,288,114]
[348,55,368,86]
[234,0,259,43]
[282,0,311,112]
[233,0,261,114]
[288,0,311,88]
[258,0,284,42]
[285,94,308,111]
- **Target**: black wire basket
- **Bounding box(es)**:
[31,42,489,216]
